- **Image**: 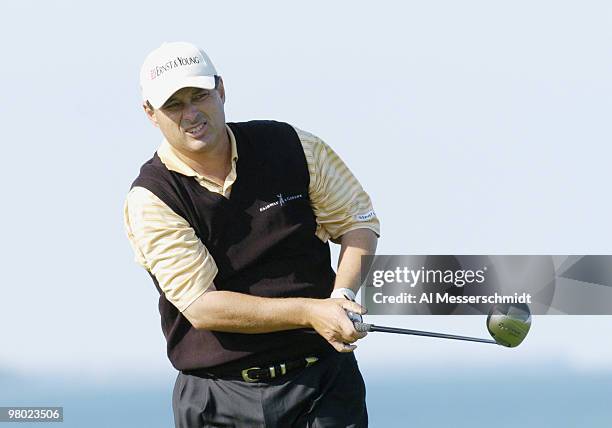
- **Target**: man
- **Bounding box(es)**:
[124,41,380,427]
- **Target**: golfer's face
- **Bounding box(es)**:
[154,83,226,155]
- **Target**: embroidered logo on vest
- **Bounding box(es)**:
[259,193,304,212]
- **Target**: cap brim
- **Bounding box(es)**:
[147,75,216,109]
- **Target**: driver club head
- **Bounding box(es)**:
[486,303,532,348]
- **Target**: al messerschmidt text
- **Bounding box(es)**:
[372,292,532,305]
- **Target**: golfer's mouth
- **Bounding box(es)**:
[185,121,207,138]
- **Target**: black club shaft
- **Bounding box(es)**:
[354,322,497,345]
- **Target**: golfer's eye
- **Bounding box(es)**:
[164,102,183,111]
[193,92,208,102]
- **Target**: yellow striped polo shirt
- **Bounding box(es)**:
[123,124,380,312]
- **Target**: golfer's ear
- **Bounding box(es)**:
[143,101,159,128]
[216,76,226,103]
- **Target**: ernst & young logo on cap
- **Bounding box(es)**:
[150,56,204,80]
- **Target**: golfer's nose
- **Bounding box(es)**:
[182,102,200,122]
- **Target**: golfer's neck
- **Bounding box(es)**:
[179,131,232,183]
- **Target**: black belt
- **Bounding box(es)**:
[186,355,321,383]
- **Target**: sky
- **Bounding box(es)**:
[1,0,611,390]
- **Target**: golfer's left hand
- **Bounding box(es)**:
[331,288,363,323]
[306,298,368,353]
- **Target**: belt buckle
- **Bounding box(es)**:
[241,356,319,382]
[305,356,318,367]
[241,367,260,383]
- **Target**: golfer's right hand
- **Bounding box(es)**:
[306,298,367,352]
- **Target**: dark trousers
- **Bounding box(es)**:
[172,352,368,428]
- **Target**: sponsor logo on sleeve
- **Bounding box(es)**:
[355,210,376,222]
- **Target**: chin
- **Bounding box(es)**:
[191,130,218,147]
[184,138,211,151]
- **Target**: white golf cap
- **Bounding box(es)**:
[140,42,218,109]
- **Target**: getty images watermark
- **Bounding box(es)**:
[370,264,531,305]
[359,255,612,315]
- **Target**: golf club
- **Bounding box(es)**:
[352,303,532,348]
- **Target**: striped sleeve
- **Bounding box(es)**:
[294,127,381,242]
[123,187,218,312]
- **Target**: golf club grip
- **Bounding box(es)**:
[353,322,373,333]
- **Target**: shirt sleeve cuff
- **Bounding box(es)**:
[329,222,381,242]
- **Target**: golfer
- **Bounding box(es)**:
[124,41,380,427]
